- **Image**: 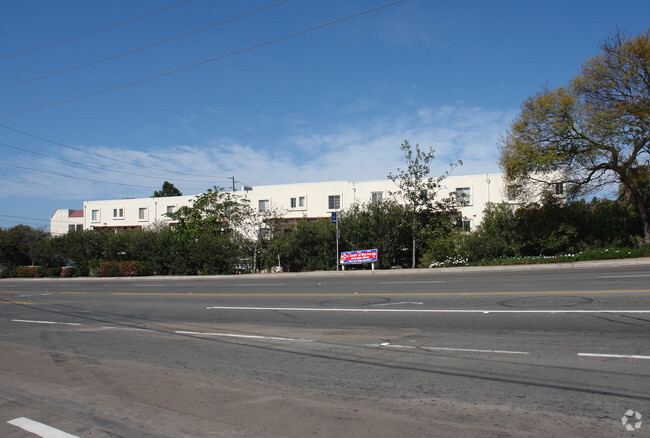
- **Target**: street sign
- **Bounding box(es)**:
[331,212,337,224]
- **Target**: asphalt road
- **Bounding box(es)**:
[1,259,649,437]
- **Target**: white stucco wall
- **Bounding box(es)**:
[50,209,84,236]
[53,173,527,235]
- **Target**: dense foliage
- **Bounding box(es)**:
[499,30,650,242]
[1,195,647,278]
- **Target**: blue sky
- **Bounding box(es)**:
[1,0,648,231]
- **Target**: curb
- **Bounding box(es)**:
[3,257,650,282]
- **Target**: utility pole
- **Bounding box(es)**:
[232,176,236,192]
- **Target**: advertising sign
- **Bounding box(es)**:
[340,249,378,264]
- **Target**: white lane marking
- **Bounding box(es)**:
[370,301,424,307]
[7,417,79,438]
[578,353,650,360]
[422,346,530,355]
[16,293,53,297]
[98,326,153,332]
[379,280,445,284]
[598,274,650,278]
[372,343,529,355]
[205,306,650,314]
[175,330,313,342]
[12,319,81,326]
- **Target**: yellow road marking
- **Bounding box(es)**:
[0,301,37,304]
[1,289,650,297]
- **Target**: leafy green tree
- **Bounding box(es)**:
[263,219,336,272]
[340,199,411,268]
[165,186,252,239]
[0,225,48,268]
[388,140,461,268]
[499,30,650,243]
[153,181,182,197]
[52,229,110,275]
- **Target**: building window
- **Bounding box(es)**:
[409,189,428,200]
[455,187,471,205]
[91,210,100,222]
[259,199,270,212]
[69,224,75,232]
[166,205,175,214]
[371,191,383,204]
[138,207,147,220]
[555,182,565,196]
[507,185,522,202]
[113,208,124,219]
[290,195,306,210]
[76,224,83,231]
[328,195,340,210]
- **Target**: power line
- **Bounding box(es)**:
[0,122,231,179]
[0,214,72,224]
[0,0,406,118]
[0,0,190,61]
[0,0,291,89]
[0,161,207,191]
[0,141,217,183]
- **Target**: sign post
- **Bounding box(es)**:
[331,212,339,271]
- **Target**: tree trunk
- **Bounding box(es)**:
[412,236,416,269]
[636,198,650,244]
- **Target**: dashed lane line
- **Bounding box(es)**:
[578,353,650,360]
[12,319,81,326]
[175,330,314,342]
[7,417,79,438]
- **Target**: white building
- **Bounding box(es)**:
[51,173,558,235]
[50,209,84,236]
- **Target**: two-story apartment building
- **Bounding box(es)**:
[51,173,561,235]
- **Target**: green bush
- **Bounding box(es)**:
[45,267,61,277]
[60,266,75,277]
[15,266,43,278]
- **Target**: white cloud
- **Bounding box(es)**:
[0,104,513,201]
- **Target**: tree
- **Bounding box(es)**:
[0,225,48,268]
[153,181,182,197]
[340,199,411,269]
[165,186,251,239]
[388,140,461,268]
[499,30,650,243]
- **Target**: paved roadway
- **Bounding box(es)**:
[1,259,649,437]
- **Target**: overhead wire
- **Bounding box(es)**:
[0,122,231,179]
[0,0,406,118]
[0,162,207,191]
[0,0,190,61]
[0,214,70,224]
[0,141,218,183]
[0,0,291,90]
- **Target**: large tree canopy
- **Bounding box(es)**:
[499,30,650,242]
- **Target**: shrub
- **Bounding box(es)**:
[46,267,61,277]
[97,260,148,277]
[118,261,143,277]
[15,266,42,278]
[99,261,121,277]
[60,266,76,277]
